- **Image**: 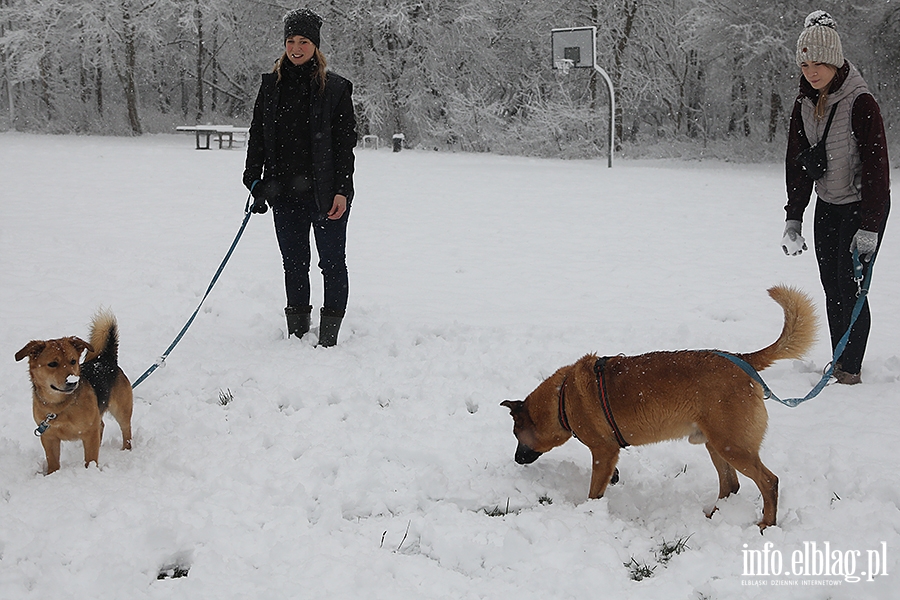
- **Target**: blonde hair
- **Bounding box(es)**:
[813,64,837,121]
[273,47,327,93]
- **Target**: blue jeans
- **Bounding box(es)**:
[271,192,349,313]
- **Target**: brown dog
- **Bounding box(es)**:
[16,310,133,474]
[502,286,817,529]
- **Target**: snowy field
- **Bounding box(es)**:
[1,132,898,599]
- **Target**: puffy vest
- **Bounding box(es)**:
[800,63,869,206]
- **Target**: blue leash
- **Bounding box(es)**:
[714,250,874,408]
[131,195,253,389]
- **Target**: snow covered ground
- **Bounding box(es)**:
[1,133,898,599]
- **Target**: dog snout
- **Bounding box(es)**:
[52,375,80,393]
[514,443,543,465]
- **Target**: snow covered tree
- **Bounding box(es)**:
[0,0,894,161]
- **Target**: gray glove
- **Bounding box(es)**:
[781,220,807,256]
[850,229,878,261]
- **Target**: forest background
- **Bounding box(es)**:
[1,0,899,162]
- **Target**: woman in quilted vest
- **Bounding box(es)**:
[243,8,357,347]
[781,11,891,384]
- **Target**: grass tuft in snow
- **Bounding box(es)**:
[218,388,234,406]
[657,535,692,565]
[624,557,656,581]
[157,565,190,580]
[484,498,513,517]
[624,535,693,581]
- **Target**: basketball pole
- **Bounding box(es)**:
[593,63,615,168]
[551,26,615,168]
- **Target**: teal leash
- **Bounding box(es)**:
[714,250,874,408]
[132,195,253,389]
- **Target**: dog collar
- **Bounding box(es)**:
[595,357,629,448]
[36,394,76,411]
[33,395,76,436]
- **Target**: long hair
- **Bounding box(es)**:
[273,47,328,93]
[813,65,837,120]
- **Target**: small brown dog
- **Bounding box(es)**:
[16,310,133,474]
[502,286,817,529]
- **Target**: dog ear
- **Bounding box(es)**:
[501,400,525,415]
[67,337,94,355]
[15,340,46,362]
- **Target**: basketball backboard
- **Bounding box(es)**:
[551,26,596,70]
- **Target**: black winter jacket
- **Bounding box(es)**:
[243,65,357,213]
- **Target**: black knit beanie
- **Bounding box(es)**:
[283,8,323,47]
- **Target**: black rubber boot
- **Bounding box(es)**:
[317,308,344,347]
[285,305,312,339]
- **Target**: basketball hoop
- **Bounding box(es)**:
[554,58,575,76]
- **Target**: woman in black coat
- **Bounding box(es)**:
[243,8,357,346]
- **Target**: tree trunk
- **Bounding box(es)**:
[611,0,638,150]
[686,49,703,139]
[114,0,143,135]
[767,89,781,143]
[1,48,13,128]
[5,76,14,129]
[194,0,204,120]
[38,54,55,121]
[382,28,406,138]
[728,55,750,137]
[210,26,218,113]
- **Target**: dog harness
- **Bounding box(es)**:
[557,358,629,448]
[557,375,574,436]
[594,357,629,448]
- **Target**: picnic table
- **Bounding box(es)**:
[176,125,250,149]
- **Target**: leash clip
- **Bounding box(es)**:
[852,249,865,296]
[34,413,57,437]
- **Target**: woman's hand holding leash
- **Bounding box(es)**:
[850,229,878,262]
[249,179,269,214]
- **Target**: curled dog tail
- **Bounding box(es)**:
[743,286,818,372]
[82,309,122,412]
[83,308,120,365]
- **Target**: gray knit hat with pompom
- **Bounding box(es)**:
[796,11,844,67]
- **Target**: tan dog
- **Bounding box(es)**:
[16,310,133,474]
[502,286,817,529]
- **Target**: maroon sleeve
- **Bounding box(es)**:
[784,96,814,223]
[852,93,891,232]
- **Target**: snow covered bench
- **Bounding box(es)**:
[176,125,250,150]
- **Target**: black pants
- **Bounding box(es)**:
[272,193,349,313]
[813,199,886,374]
